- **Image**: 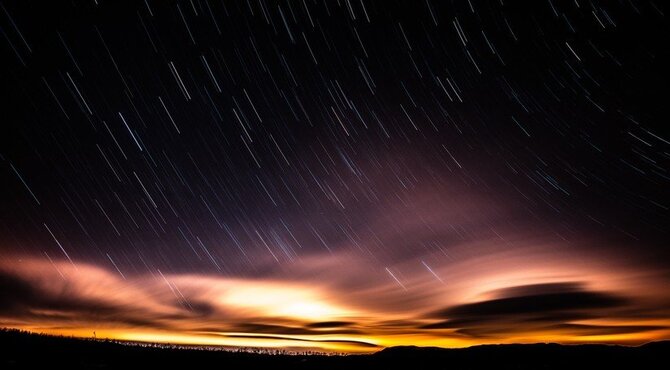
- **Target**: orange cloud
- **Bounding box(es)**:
[2,250,669,352]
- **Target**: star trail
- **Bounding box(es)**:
[1,0,669,352]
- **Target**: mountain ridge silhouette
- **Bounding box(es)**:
[1,328,667,369]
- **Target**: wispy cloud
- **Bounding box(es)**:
[1,256,669,351]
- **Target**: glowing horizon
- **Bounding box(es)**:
[3,249,669,352]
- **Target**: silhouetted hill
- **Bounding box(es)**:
[1,329,667,369]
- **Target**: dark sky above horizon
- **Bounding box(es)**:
[1,0,669,351]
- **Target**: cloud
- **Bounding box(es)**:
[0,270,39,313]
[221,334,380,348]
[441,290,627,318]
[421,282,659,338]
[543,323,667,336]
[1,257,669,350]
[0,257,377,350]
[223,322,363,336]
[0,265,184,329]
[489,282,586,298]
[305,321,354,328]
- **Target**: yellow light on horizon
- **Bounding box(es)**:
[220,283,352,320]
[13,326,379,353]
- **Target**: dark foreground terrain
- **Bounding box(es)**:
[0,329,667,369]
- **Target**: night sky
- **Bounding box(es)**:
[1,0,669,352]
